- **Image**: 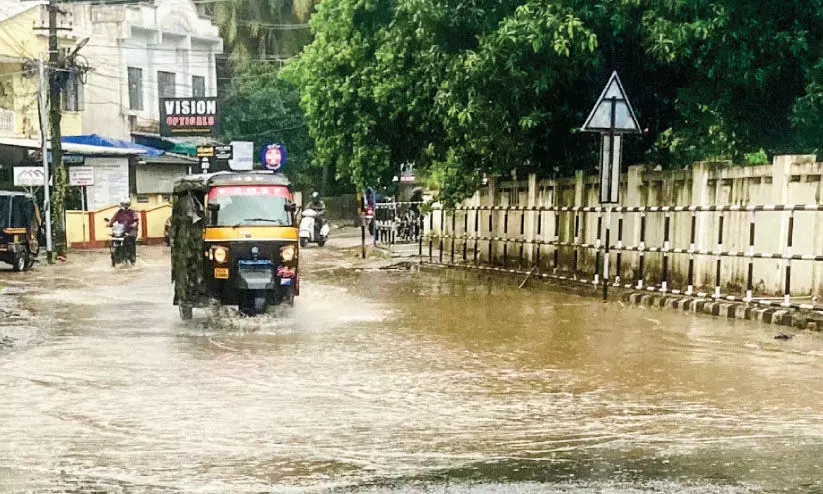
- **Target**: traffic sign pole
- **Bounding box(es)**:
[582,71,641,301]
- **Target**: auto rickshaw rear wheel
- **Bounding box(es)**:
[179,304,193,320]
[278,287,295,307]
[26,239,39,269]
[11,252,27,272]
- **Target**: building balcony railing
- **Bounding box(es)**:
[0,109,16,136]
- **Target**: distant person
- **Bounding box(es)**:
[305,192,326,238]
[109,198,139,260]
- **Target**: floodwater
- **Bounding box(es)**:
[1,240,823,493]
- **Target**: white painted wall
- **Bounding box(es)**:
[68,0,223,140]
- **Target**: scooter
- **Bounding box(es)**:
[108,221,136,266]
[299,209,330,247]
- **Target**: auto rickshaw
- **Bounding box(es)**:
[170,171,299,319]
[0,191,41,272]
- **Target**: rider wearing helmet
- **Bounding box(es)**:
[109,198,139,230]
[109,198,140,257]
[305,192,326,238]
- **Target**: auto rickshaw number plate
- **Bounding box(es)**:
[214,267,230,279]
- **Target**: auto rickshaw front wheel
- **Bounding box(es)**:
[239,290,268,316]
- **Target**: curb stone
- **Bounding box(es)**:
[420,263,823,331]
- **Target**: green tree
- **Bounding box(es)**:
[212,0,318,64]
[221,65,320,189]
[293,0,823,202]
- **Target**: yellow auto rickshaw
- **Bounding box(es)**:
[170,171,299,319]
[0,191,41,272]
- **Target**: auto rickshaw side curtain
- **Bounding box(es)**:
[171,191,208,305]
[0,196,10,229]
[10,197,33,227]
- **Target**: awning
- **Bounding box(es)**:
[131,132,222,157]
[63,134,163,157]
[141,153,198,164]
[0,136,146,156]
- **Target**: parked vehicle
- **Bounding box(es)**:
[299,208,329,247]
[170,171,300,319]
[107,221,136,266]
[0,191,41,272]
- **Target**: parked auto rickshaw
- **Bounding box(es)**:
[170,171,299,319]
[0,191,41,272]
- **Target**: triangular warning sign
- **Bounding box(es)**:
[582,72,641,134]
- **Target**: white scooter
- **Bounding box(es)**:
[299,209,330,248]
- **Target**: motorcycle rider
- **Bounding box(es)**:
[109,198,139,260]
[305,192,326,239]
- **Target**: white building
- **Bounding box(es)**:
[67,0,223,140]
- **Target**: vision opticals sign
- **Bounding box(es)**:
[160,97,220,137]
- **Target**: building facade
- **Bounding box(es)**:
[0,0,84,140]
[68,0,223,140]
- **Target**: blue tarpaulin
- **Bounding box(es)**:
[62,134,164,158]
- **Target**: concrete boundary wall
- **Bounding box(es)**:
[426,155,823,299]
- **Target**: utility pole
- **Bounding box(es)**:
[48,0,67,260]
[39,55,54,262]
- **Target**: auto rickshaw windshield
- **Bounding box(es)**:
[207,185,293,227]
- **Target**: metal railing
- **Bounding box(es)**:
[421,204,823,310]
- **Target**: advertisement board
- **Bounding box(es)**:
[261,144,287,171]
[229,141,253,171]
[159,97,220,137]
[69,166,94,187]
[13,167,46,187]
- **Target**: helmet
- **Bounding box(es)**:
[120,198,131,209]
[311,192,320,200]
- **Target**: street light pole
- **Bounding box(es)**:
[47,0,67,260]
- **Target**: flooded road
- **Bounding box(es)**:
[1,241,823,493]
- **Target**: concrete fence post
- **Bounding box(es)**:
[691,161,712,291]
[773,155,817,296]
[627,165,644,284]
[526,174,537,263]
[486,177,496,264]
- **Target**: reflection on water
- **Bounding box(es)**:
[0,248,822,493]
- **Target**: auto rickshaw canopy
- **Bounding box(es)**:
[0,191,38,231]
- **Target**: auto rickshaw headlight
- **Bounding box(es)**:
[212,246,229,264]
[280,244,296,262]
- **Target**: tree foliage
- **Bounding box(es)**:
[291,0,823,202]
[212,0,319,64]
[221,66,320,189]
